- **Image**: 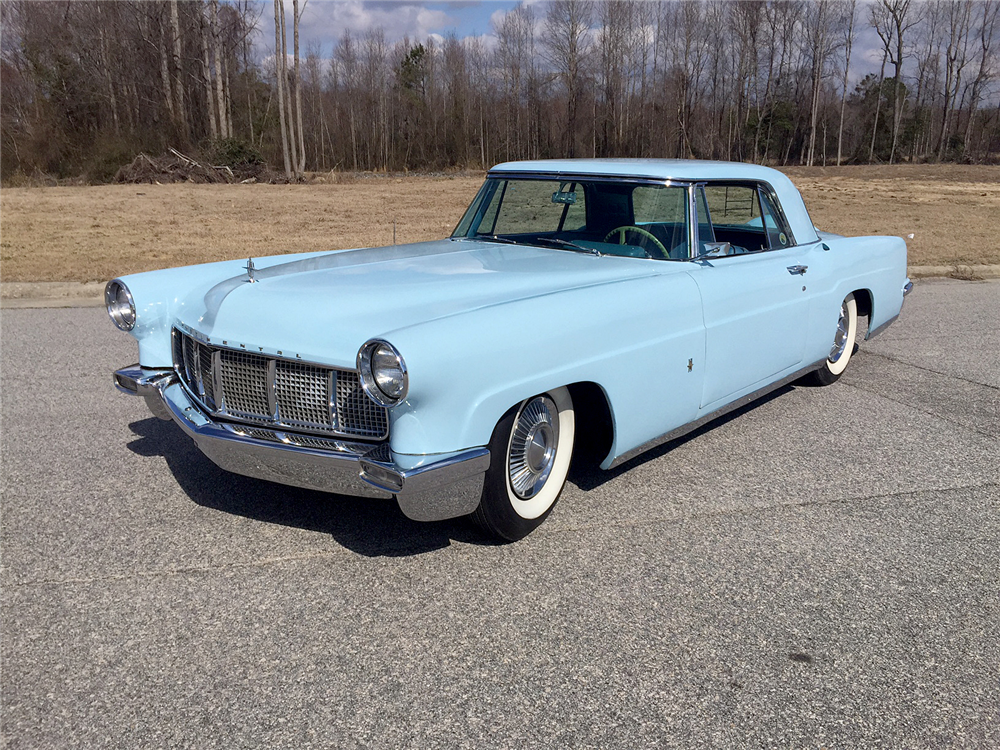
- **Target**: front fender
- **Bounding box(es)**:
[384,271,706,459]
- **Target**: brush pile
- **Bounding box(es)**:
[115,148,265,184]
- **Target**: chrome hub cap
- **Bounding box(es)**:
[508,396,559,499]
[829,301,850,362]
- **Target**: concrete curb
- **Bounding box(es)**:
[2,281,106,309]
[2,266,998,309]
[906,265,1000,280]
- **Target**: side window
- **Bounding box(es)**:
[632,185,686,224]
[630,185,689,254]
[702,184,768,253]
[758,189,791,249]
[704,185,762,226]
[696,188,714,248]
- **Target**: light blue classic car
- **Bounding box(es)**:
[108,159,911,540]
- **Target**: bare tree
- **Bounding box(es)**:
[936,0,974,158]
[805,0,840,166]
[293,0,306,173]
[278,0,299,174]
[159,6,176,123]
[494,5,535,159]
[543,0,593,158]
[871,0,921,163]
[169,0,188,138]
[211,0,230,138]
[273,0,291,176]
[837,0,858,164]
[963,0,1000,154]
[200,2,218,139]
[7,0,1000,182]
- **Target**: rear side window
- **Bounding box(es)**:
[759,190,791,248]
[699,183,795,254]
[704,185,761,227]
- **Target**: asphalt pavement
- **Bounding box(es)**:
[1,279,998,748]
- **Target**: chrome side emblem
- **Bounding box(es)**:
[245,257,257,283]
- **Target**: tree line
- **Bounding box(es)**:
[2,0,999,183]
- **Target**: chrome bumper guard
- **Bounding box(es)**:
[114,365,490,522]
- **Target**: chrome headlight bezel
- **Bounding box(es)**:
[357,339,408,407]
[105,279,136,331]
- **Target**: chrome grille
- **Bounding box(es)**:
[275,361,332,428]
[336,370,388,438]
[219,350,270,417]
[173,330,388,440]
[224,424,376,454]
[199,344,216,407]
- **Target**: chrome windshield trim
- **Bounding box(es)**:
[688,183,701,260]
[485,170,695,188]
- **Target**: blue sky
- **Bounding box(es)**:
[256,1,521,54]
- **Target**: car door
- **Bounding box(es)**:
[687,183,812,410]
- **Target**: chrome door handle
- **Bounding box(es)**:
[787,265,808,275]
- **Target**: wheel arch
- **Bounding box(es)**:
[851,287,873,337]
[567,381,615,469]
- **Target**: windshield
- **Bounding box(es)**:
[452,177,692,260]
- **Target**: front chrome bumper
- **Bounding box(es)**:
[114,365,490,522]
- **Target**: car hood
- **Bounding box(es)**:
[174,239,676,368]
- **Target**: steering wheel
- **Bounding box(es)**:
[602,225,669,259]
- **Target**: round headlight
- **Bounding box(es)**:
[105,279,136,331]
[357,339,408,406]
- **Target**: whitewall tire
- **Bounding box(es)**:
[807,293,858,386]
[472,387,575,541]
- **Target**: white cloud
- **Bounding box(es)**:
[262,0,455,52]
[461,32,498,55]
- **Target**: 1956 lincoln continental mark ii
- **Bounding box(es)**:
[108,159,911,541]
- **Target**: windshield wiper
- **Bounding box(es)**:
[475,235,520,245]
[531,237,601,256]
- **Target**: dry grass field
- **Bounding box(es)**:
[1,164,997,284]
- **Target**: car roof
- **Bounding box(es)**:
[490,158,784,183]
[488,158,820,245]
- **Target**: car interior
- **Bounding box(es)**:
[464,179,791,261]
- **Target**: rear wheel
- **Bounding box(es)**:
[805,293,858,386]
[472,387,575,542]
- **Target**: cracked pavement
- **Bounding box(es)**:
[2,279,997,748]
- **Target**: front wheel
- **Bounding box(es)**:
[805,293,858,386]
[472,387,575,542]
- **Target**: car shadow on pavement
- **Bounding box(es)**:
[568,385,793,491]
[126,418,497,557]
